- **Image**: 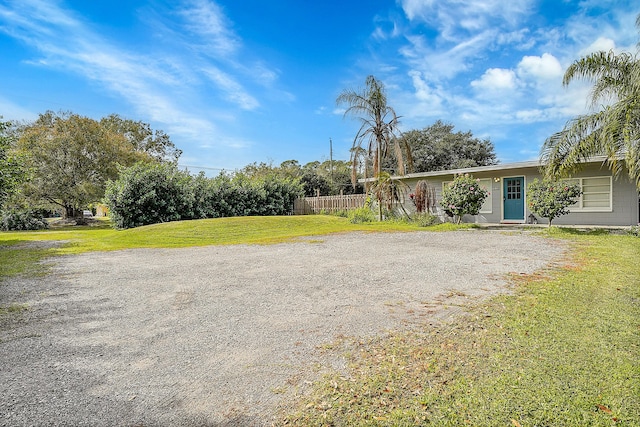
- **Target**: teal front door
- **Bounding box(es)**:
[503,177,525,221]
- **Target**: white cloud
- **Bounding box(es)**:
[372,14,401,41]
[515,109,546,123]
[0,0,275,152]
[0,96,38,122]
[471,68,518,91]
[409,70,443,106]
[579,36,616,55]
[516,53,563,81]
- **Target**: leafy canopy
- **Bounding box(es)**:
[390,120,498,173]
[17,111,149,217]
[100,114,182,162]
[105,162,304,229]
[15,111,178,218]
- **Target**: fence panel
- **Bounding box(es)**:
[293,194,366,215]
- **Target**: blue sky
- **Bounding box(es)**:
[0,0,637,173]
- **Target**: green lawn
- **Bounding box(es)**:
[1,215,460,279]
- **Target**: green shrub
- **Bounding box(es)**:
[440,173,488,223]
[104,162,195,229]
[412,212,440,227]
[628,224,640,237]
[0,209,49,231]
[105,163,304,229]
[348,207,375,223]
[527,178,581,227]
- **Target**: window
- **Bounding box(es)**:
[442,178,492,213]
[566,176,612,211]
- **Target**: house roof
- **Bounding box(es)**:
[400,159,543,179]
[375,155,611,181]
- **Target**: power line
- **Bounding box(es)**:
[178,164,228,172]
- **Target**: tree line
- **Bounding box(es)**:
[0,108,497,229]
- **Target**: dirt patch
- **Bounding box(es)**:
[0,230,565,426]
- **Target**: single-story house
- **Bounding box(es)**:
[393,157,639,226]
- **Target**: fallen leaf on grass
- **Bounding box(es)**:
[597,404,612,414]
[511,419,522,427]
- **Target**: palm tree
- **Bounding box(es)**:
[337,75,413,186]
[541,15,640,189]
[337,75,413,220]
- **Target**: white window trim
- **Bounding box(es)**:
[566,176,613,212]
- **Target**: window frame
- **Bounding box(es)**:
[565,176,612,212]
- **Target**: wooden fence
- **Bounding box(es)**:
[293,194,367,215]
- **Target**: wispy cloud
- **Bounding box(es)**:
[400,0,532,41]
[175,0,240,57]
[0,0,273,148]
[202,66,259,110]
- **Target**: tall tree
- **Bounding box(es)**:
[0,119,24,211]
[541,14,640,189]
[296,160,363,196]
[17,111,148,218]
[300,161,331,197]
[391,120,497,173]
[337,75,413,186]
[100,114,182,162]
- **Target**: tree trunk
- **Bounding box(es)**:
[64,205,75,219]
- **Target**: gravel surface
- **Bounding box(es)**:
[0,230,566,426]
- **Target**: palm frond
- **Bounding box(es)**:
[543,19,640,189]
[337,75,406,181]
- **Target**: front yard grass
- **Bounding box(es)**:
[278,230,639,426]
[0,215,450,280]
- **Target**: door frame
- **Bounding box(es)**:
[501,175,526,223]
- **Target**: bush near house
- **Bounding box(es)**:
[440,173,488,223]
[527,178,581,227]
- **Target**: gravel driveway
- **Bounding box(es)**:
[0,230,565,426]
